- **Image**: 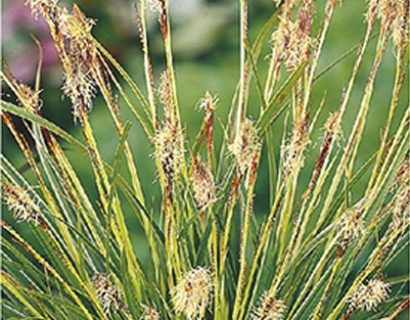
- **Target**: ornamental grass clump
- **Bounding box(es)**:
[1,0,409,319]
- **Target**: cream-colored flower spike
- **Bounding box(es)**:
[349,279,390,312]
[3,183,42,225]
[229,118,260,176]
[92,272,123,315]
[62,70,97,122]
[251,292,286,320]
[171,267,213,319]
[140,305,160,320]
[154,122,184,183]
[59,5,98,123]
[391,184,410,230]
[339,207,365,245]
[271,0,314,73]
[191,157,216,210]
[367,0,409,49]
[25,0,58,19]
[282,115,309,180]
[15,83,43,113]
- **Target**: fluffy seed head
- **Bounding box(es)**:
[62,69,97,122]
[140,305,160,320]
[366,0,380,24]
[198,91,216,155]
[251,292,286,320]
[158,71,175,124]
[59,5,96,43]
[198,91,217,113]
[191,157,216,210]
[24,2,98,123]
[171,267,213,319]
[393,157,410,186]
[92,272,122,315]
[393,185,410,216]
[388,159,410,230]
[282,116,309,179]
[229,118,260,176]
[58,5,98,123]
[367,0,409,49]
[349,279,390,312]
[390,0,409,49]
[154,122,184,184]
[16,83,43,113]
[271,0,314,72]
[391,184,410,230]
[339,207,365,246]
[378,0,402,29]
[25,0,58,20]
[3,183,42,225]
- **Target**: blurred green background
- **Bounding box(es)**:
[2,0,408,318]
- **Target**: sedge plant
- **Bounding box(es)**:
[1,0,409,319]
